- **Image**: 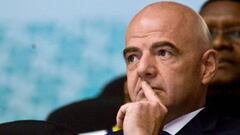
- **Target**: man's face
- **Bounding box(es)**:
[124,10,206,112]
[201,1,240,85]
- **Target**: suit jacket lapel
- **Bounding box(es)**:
[176,108,219,135]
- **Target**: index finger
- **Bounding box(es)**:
[141,81,160,102]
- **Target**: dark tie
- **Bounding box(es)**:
[160,131,171,135]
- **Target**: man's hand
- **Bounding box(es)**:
[116,81,168,135]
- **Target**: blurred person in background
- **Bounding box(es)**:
[200,0,240,115]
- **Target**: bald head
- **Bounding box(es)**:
[124,1,218,123]
[126,2,212,53]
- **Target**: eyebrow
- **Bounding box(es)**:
[207,20,240,28]
[123,47,140,58]
[151,41,179,53]
[123,41,179,57]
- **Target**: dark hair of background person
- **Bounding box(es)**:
[199,0,240,115]
[199,0,240,14]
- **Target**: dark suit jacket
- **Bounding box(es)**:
[107,107,240,135]
[0,120,78,135]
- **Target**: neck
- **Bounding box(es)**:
[207,80,240,112]
[165,100,205,125]
[207,80,240,99]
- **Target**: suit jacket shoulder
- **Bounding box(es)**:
[177,107,240,135]
[107,108,240,135]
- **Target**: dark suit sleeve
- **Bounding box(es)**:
[106,129,123,135]
[0,120,78,135]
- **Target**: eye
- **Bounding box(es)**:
[227,31,240,41]
[209,29,218,39]
[157,49,172,59]
[126,54,139,64]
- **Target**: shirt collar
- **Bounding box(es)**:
[163,108,204,135]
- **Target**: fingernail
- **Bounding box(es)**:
[142,81,147,86]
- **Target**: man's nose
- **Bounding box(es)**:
[213,32,233,51]
[137,54,157,80]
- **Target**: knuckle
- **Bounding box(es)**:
[133,101,148,109]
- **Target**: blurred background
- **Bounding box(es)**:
[0,0,206,123]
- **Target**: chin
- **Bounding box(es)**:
[211,71,238,85]
[209,73,240,93]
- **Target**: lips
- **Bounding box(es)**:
[218,58,234,68]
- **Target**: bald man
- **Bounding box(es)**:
[107,1,240,135]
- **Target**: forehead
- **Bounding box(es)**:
[128,10,186,33]
[201,1,240,27]
[126,9,193,46]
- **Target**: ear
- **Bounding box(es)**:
[201,49,218,85]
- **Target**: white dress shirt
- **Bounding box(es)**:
[79,108,204,135]
[163,108,204,135]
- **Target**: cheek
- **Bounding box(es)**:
[160,64,187,87]
[127,72,137,100]
[127,81,134,100]
[159,69,183,98]
[163,71,197,109]
[236,46,240,61]
[163,64,200,96]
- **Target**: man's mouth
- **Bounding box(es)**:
[218,58,234,68]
